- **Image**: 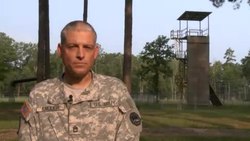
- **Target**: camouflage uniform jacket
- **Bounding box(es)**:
[18,73,142,141]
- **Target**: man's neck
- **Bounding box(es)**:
[63,71,92,89]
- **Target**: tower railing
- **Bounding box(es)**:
[171,28,209,39]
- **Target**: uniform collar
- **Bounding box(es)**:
[48,72,99,105]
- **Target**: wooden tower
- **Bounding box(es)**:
[171,11,211,106]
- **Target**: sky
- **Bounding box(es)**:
[1,0,250,64]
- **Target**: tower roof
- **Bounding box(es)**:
[177,11,211,21]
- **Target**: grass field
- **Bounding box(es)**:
[139,103,250,141]
[1,101,250,141]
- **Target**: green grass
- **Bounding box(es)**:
[1,101,250,141]
[138,103,250,140]
[0,121,19,129]
[139,103,250,130]
[0,97,27,103]
[0,102,22,129]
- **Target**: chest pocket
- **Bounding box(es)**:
[37,105,68,141]
[80,99,120,139]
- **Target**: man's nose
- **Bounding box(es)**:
[76,47,85,59]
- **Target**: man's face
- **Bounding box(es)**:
[57,30,99,78]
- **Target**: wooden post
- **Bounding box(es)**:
[83,0,88,22]
[123,0,132,94]
[37,0,50,82]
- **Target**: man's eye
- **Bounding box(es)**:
[84,45,94,49]
[67,45,77,48]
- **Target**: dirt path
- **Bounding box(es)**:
[0,129,18,141]
[1,127,250,140]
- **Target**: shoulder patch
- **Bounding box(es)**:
[130,112,141,126]
[20,101,32,121]
[123,109,142,134]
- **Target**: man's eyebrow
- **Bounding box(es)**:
[63,43,78,46]
[63,43,96,47]
[83,44,96,48]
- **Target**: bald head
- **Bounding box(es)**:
[60,20,97,45]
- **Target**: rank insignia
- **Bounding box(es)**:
[69,124,81,135]
[129,112,141,126]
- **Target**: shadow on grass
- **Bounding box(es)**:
[0,102,22,121]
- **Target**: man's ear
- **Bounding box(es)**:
[94,45,99,59]
[57,43,62,57]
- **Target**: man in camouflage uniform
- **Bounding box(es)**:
[18,20,142,141]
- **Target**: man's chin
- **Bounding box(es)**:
[71,71,89,78]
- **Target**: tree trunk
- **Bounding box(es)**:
[83,0,88,22]
[17,83,20,97]
[37,0,50,82]
[155,71,159,103]
[123,0,132,94]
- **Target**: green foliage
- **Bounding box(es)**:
[139,35,175,100]
[210,48,248,101]
[0,32,249,103]
[93,52,141,95]
[241,51,250,84]
[0,32,16,80]
[210,61,224,81]
[50,51,63,78]
[12,42,37,71]
[0,33,38,96]
[210,0,250,9]
[131,55,142,94]
[140,36,174,79]
[224,48,236,64]
[94,52,123,79]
